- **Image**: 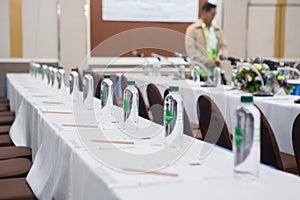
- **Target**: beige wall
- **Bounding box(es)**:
[0,0,10,58]
[1,0,299,64]
[0,0,58,59]
[22,0,58,58]
[0,0,88,75]
[223,0,300,60]
[223,0,248,59]
[284,6,300,58]
[58,0,88,75]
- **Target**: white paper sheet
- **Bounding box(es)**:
[102,0,199,22]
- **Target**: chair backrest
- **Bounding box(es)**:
[146,84,164,125]
[147,84,164,107]
[197,95,232,150]
[254,104,284,170]
[94,76,104,99]
[110,75,120,106]
[137,87,150,120]
[292,113,300,174]
[164,89,193,137]
[94,76,118,106]
[121,74,128,95]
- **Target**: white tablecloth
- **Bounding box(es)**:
[126,74,300,155]
[7,73,300,200]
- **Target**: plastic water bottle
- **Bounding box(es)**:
[213,66,221,86]
[265,71,276,94]
[100,74,113,111]
[42,65,48,84]
[57,66,67,92]
[36,63,42,80]
[82,70,94,108]
[193,66,201,82]
[231,68,237,87]
[69,68,79,95]
[48,66,54,86]
[31,63,41,79]
[123,81,139,133]
[178,65,185,80]
[51,67,59,89]
[234,95,260,181]
[29,62,34,77]
[164,86,183,147]
[30,63,37,78]
[152,62,161,77]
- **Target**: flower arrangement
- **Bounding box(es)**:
[234,63,294,94]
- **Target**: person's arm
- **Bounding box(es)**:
[216,29,228,62]
[185,26,215,68]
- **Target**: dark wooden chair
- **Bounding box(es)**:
[0,178,37,200]
[197,95,232,150]
[255,105,297,173]
[0,135,14,147]
[94,76,104,100]
[292,113,300,175]
[0,125,11,135]
[0,115,15,126]
[137,87,150,120]
[0,146,32,161]
[0,111,15,117]
[121,74,128,95]
[0,99,9,104]
[0,104,10,112]
[0,158,32,179]
[146,84,164,125]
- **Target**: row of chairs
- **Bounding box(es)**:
[197,94,300,175]
[0,97,36,199]
[93,75,300,175]
[103,76,300,174]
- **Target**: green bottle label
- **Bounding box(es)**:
[193,69,197,78]
[100,90,105,100]
[165,110,174,125]
[69,80,73,89]
[123,100,130,112]
[235,127,244,148]
[82,84,86,92]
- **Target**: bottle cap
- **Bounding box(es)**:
[71,68,77,72]
[127,80,135,85]
[169,86,179,92]
[208,0,217,6]
[85,70,91,74]
[104,74,110,79]
[241,95,253,103]
[58,66,63,70]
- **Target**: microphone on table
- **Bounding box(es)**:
[150,53,163,62]
[219,54,243,66]
[151,52,179,68]
[133,50,152,75]
[173,52,189,63]
[132,50,144,58]
[254,57,288,70]
[174,52,215,86]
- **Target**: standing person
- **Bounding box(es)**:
[185,0,228,69]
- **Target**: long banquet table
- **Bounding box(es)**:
[125,73,300,155]
[7,73,300,200]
